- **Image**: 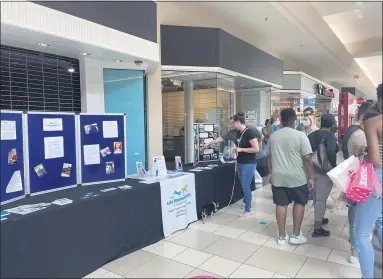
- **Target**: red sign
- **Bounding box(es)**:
[356,98,364,105]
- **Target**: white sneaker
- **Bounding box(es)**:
[277,233,289,246]
[349,250,359,264]
[289,234,307,245]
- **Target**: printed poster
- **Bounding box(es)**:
[7,148,17,164]
[61,163,72,178]
[44,136,64,159]
[1,120,16,140]
[103,121,118,138]
[5,170,23,193]
[160,173,197,237]
[43,118,63,131]
[83,144,100,165]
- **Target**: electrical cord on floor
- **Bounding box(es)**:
[221,162,237,212]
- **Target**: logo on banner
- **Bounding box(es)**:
[167,184,191,205]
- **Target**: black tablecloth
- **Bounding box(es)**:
[1,164,242,278]
[1,180,163,278]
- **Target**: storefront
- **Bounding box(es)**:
[160,25,283,164]
[273,71,340,128]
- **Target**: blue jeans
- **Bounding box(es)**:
[349,206,383,252]
[237,163,257,213]
[355,168,382,278]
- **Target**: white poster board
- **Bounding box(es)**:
[160,173,197,237]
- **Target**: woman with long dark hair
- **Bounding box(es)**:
[355,83,382,279]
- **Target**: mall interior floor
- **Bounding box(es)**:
[83,182,381,278]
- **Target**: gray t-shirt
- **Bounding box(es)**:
[267,127,313,188]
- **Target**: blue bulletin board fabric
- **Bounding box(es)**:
[1,111,25,204]
[80,114,126,184]
[27,113,77,194]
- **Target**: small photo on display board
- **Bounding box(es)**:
[7,148,17,164]
[84,123,99,134]
[114,142,123,154]
[106,161,115,174]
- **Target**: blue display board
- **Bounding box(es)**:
[1,111,25,204]
[27,112,77,194]
[79,114,126,185]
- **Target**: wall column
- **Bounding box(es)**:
[184,81,194,164]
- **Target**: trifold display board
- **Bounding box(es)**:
[1,111,25,204]
[194,123,220,165]
[27,112,77,195]
[79,114,126,185]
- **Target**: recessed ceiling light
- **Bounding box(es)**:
[67,68,75,73]
[79,52,90,56]
[115,59,123,63]
[37,43,50,47]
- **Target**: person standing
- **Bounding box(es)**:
[308,114,339,237]
[355,83,382,279]
[341,102,373,264]
[231,112,260,217]
[297,107,315,132]
[268,108,314,245]
[268,116,280,136]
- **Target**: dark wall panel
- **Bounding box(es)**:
[160,25,283,86]
[218,30,283,86]
[33,1,157,43]
[341,87,356,95]
[161,25,219,67]
[0,45,81,112]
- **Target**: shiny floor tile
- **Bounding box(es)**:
[199,256,242,278]
[125,256,194,278]
[204,237,260,262]
[327,249,360,268]
[213,225,246,239]
[229,264,275,278]
[172,248,212,268]
[148,241,187,259]
[245,246,307,277]
[295,257,361,278]
[227,217,270,233]
[103,250,156,276]
[237,231,271,245]
[167,228,221,250]
[293,243,331,260]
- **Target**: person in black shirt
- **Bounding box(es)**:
[308,114,339,237]
[231,112,260,217]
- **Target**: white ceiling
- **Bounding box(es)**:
[158,1,380,99]
[313,1,382,89]
[0,23,154,72]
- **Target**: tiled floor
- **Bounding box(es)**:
[84,184,375,278]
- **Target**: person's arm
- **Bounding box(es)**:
[203,136,224,149]
[267,154,272,183]
[348,130,367,157]
[324,133,338,168]
[364,117,381,168]
[300,134,315,188]
[238,138,259,153]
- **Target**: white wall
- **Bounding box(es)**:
[240,89,271,127]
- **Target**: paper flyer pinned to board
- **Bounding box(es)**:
[103,121,118,138]
[1,120,16,140]
[43,118,63,131]
[6,170,23,193]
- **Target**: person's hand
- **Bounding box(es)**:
[268,175,272,184]
[202,143,209,149]
[354,147,366,158]
[308,178,315,191]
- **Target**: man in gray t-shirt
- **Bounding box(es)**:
[267,108,314,246]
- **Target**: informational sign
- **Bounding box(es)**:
[245,110,257,126]
[43,118,63,131]
[44,136,64,159]
[160,173,197,237]
[152,155,167,177]
[1,120,16,140]
[317,84,335,98]
[193,123,220,165]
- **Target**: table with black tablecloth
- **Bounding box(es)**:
[1,163,244,278]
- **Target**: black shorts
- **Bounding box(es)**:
[272,184,309,206]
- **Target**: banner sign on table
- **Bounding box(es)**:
[160,173,197,237]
